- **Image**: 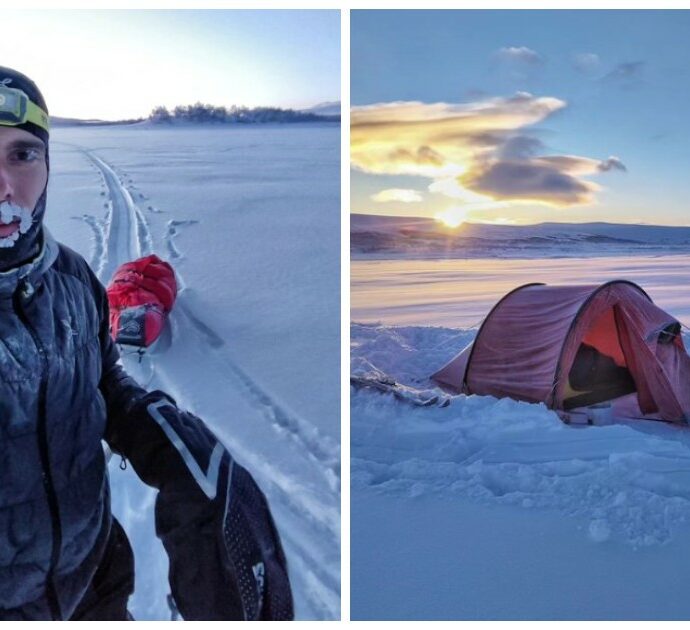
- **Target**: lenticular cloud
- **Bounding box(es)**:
[350,94,627,208]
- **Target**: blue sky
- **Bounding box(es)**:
[351,10,690,226]
[0,10,340,120]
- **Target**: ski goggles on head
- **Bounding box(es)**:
[0,84,49,132]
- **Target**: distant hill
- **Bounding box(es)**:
[301,101,341,117]
[51,116,143,127]
[351,213,690,259]
[50,100,341,127]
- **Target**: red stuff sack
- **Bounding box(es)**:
[107,254,177,347]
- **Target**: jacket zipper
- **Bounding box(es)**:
[14,281,63,620]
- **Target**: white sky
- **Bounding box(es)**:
[0,10,340,120]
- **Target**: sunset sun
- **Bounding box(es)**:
[434,207,467,228]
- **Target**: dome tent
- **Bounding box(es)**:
[432,281,690,423]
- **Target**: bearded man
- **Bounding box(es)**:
[0,66,292,621]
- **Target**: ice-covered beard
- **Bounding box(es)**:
[0,201,33,249]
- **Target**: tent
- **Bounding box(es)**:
[431,280,690,423]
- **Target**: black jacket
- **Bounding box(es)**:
[0,230,293,620]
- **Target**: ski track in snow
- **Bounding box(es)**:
[73,145,339,619]
[163,294,341,618]
[81,149,153,283]
[174,295,340,478]
[352,322,690,548]
[88,148,339,480]
[71,213,106,273]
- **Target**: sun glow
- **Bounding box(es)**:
[434,207,468,228]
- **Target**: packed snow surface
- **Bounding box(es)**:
[47,124,340,620]
[351,255,690,619]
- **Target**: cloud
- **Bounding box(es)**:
[495,46,544,66]
[498,135,544,159]
[534,155,627,176]
[603,61,644,83]
[573,52,600,73]
[371,188,424,203]
[597,156,627,172]
[351,93,625,208]
[462,160,599,206]
[386,146,445,171]
[351,94,565,177]
[461,154,627,205]
[428,178,498,203]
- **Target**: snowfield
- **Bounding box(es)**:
[352,255,690,327]
[47,123,340,620]
[351,213,690,259]
[351,256,690,620]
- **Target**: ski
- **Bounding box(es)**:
[350,374,451,408]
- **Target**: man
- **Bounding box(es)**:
[0,66,293,621]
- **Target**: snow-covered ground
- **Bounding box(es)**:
[352,256,690,326]
[47,123,340,620]
[351,255,690,620]
[351,213,690,259]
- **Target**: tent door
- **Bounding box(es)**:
[562,305,637,411]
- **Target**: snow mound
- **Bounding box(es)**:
[351,322,473,384]
[352,322,690,547]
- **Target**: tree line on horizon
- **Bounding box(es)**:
[149,102,339,124]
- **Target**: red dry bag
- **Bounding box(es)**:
[107,254,177,347]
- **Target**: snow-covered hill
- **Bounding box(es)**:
[301,101,341,117]
[351,213,690,258]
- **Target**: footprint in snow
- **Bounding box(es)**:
[165,219,199,259]
[588,518,611,543]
